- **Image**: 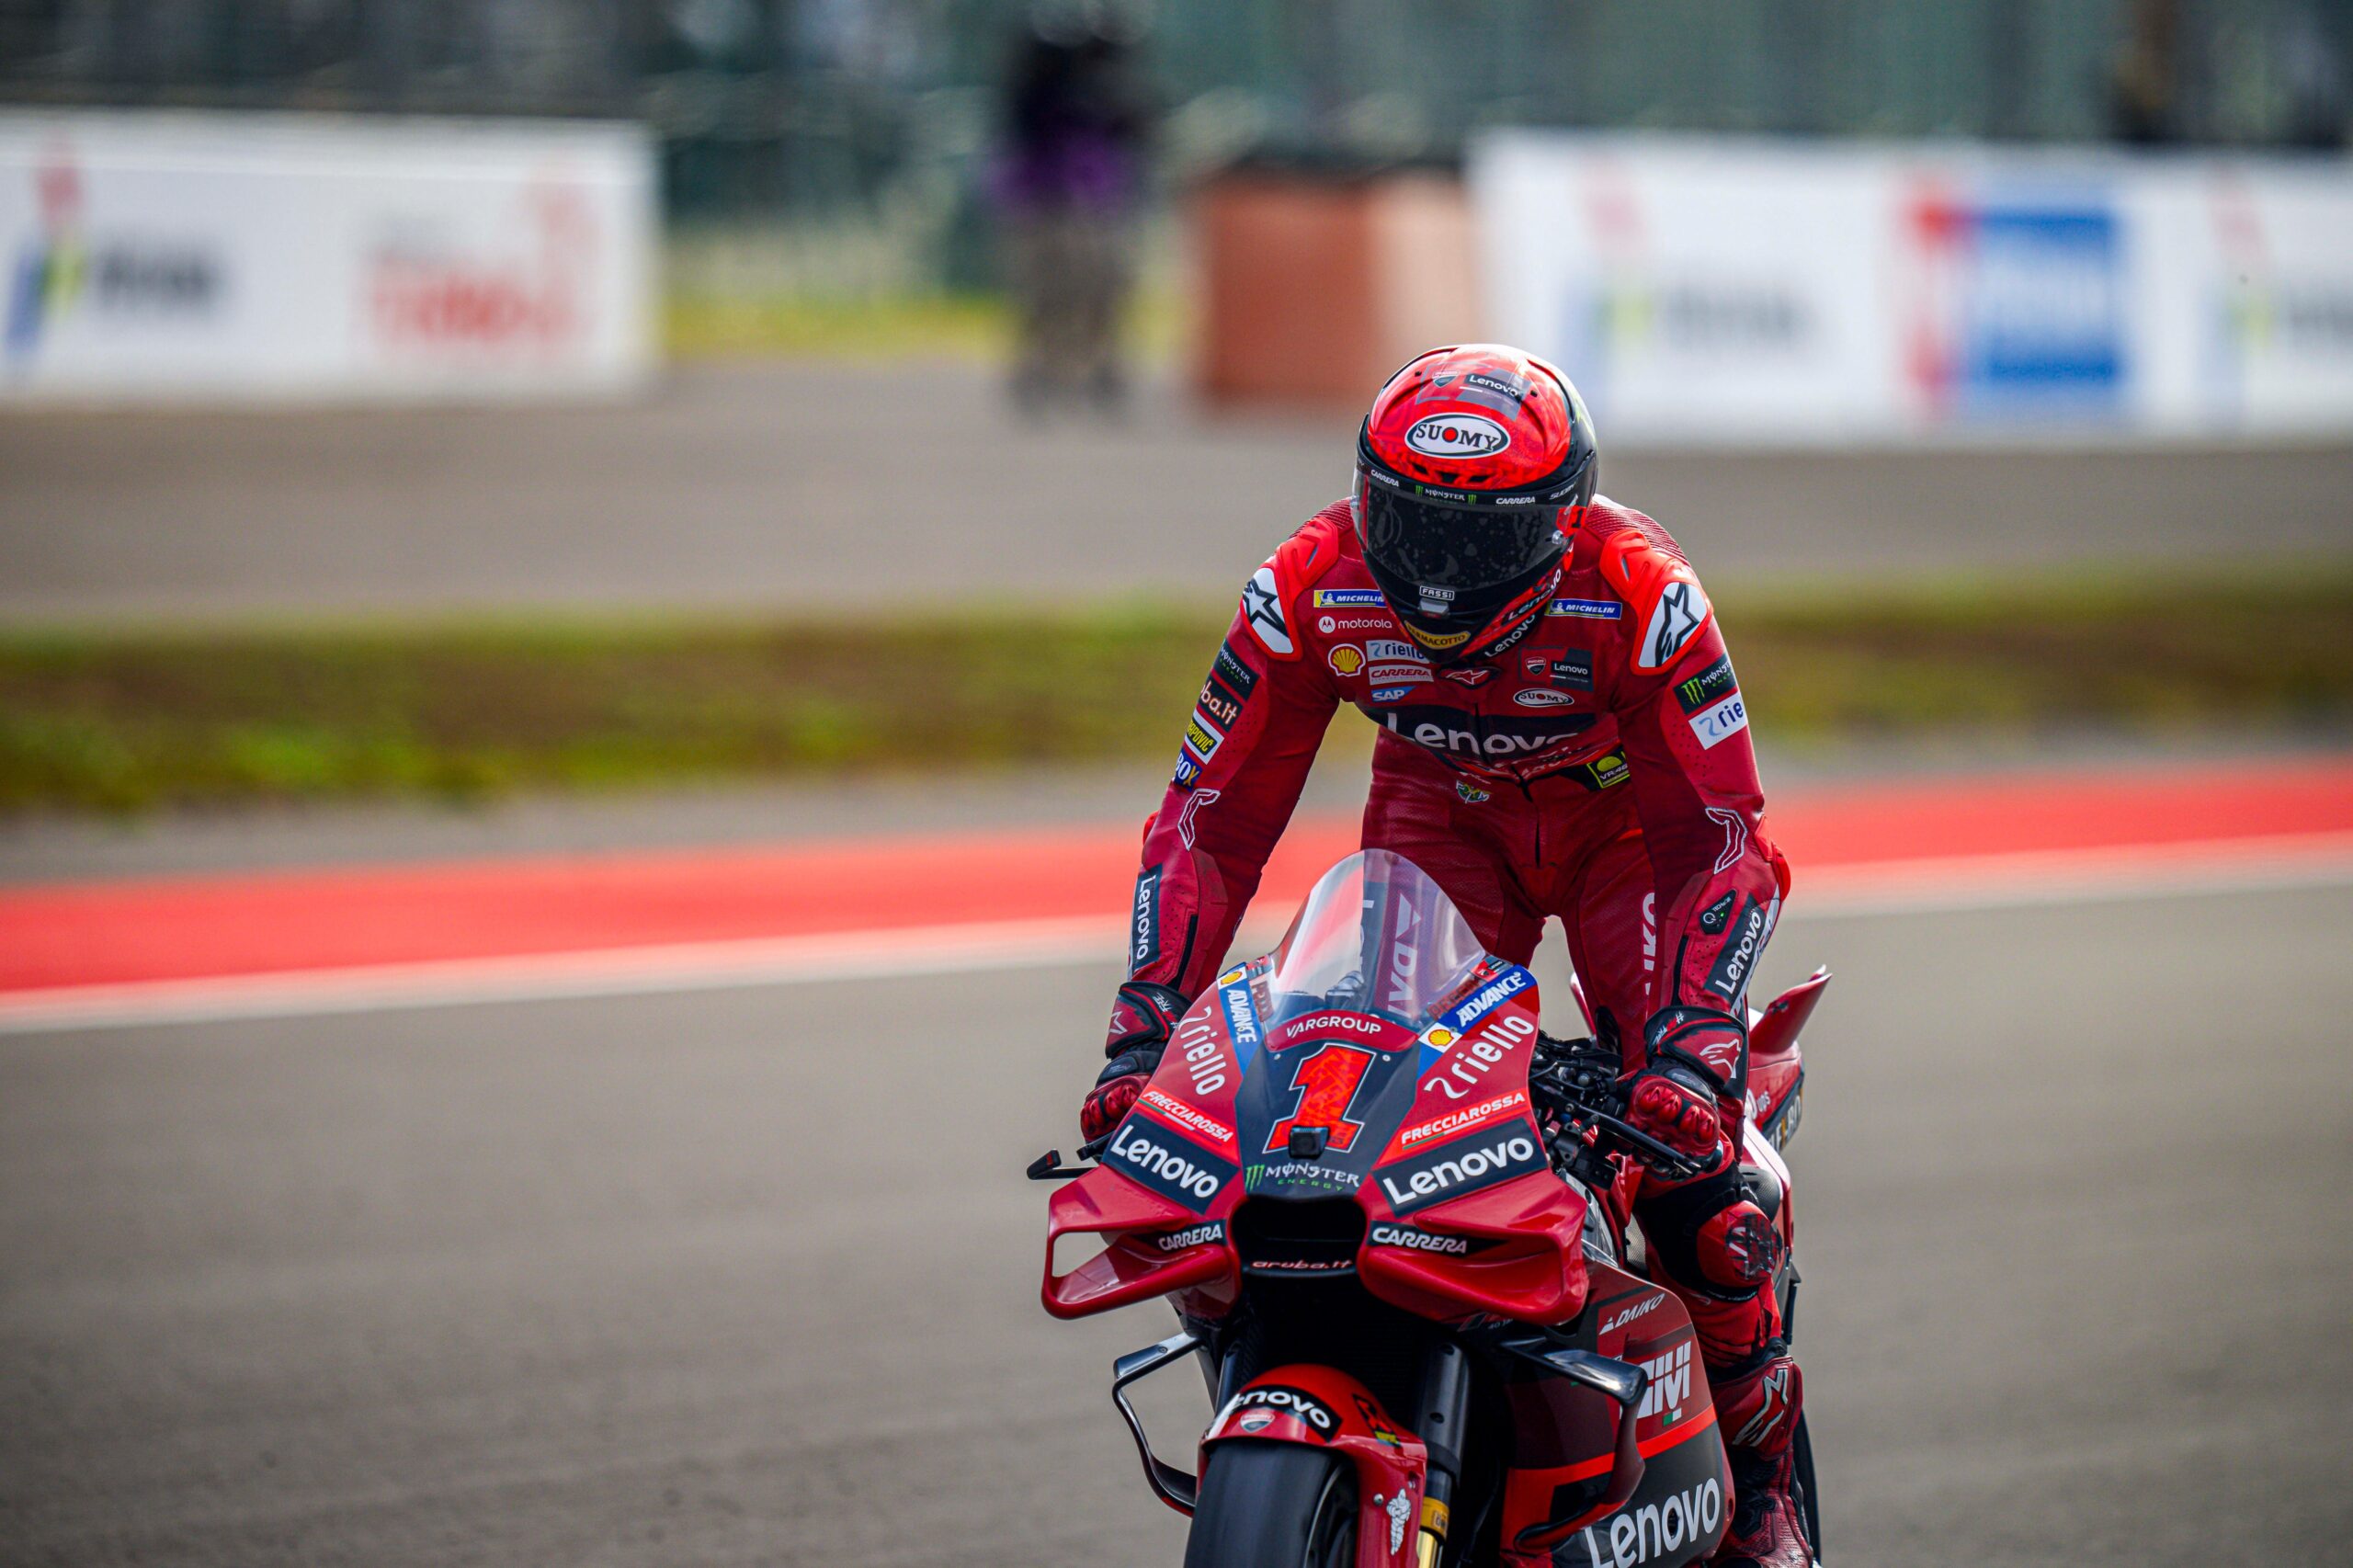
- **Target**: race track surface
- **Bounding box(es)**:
[3,883,2348,1565]
[4,362,2350,620]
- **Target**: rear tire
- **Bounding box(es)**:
[1791,1411,1822,1559]
[1184,1441,1358,1568]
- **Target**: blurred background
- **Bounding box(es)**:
[1,4,2350,1566]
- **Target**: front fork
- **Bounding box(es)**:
[1411,1341,1472,1568]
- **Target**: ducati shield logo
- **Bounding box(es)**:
[1404,413,1510,459]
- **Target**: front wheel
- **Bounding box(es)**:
[1184,1441,1358,1568]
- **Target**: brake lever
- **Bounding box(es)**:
[1027,1148,1097,1181]
[1582,1109,1711,1183]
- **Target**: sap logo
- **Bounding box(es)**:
[1369,1223,1471,1256]
[1598,1293,1666,1335]
[1575,1476,1723,1568]
[1154,1221,1224,1253]
[1404,413,1510,458]
[1428,1012,1536,1101]
[1635,1342,1692,1419]
[1223,1385,1337,1437]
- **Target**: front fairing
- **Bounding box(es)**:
[1044,852,1589,1327]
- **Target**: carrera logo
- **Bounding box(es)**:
[1404,413,1511,458]
[1370,1222,1474,1256]
[1397,1090,1527,1147]
[1154,1220,1224,1253]
[1141,1086,1235,1147]
[1378,1126,1545,1215]
[1107,1121,1238,1213]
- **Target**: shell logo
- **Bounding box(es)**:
[1425,1027,1458,1048]
[1328,646,1366,676]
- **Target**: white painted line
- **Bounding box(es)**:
[3,833,2350,1035]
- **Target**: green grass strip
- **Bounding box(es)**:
[3,570,2347,814]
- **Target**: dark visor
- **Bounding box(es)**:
[1354,473,1563,595]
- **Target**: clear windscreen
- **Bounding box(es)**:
[1260,850,1492,1034]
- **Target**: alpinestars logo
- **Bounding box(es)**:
[1243,564,1292,654]
[1639,580,1709,670]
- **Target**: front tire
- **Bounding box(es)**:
[1184,1442,1358,1568]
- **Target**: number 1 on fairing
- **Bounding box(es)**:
[1264,1044,1376,1153]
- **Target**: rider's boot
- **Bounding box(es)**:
[1709,1348,1813,1568]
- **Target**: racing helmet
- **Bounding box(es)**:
[1354,345,1598,662]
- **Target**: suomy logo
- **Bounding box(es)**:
[1404,413,1510,459]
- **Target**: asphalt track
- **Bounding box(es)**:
[4,362,2351,620]
[3,876,2350,1564]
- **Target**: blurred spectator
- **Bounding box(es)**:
[2109,0,2181,144]
[995,0,1154,416]
[2279,4,2347,152]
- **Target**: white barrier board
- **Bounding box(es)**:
[1471,131,2353,443]
[1,111,656,402]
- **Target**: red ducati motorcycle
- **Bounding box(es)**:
[1033,849,1827,1568]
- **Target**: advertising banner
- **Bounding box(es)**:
[1471,131,2353,443]
[0,111,656,403]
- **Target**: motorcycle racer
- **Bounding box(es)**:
[1083,344,1813,1568]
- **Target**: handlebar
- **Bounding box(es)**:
[1528,1033,1713,1186]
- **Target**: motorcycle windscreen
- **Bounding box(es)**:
[1259,849,1489,1034]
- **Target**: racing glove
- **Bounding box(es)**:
[1082,982,1188,1142]
[1624,1006,1745,1176]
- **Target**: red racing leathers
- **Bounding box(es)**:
[1113,495,1801,1467]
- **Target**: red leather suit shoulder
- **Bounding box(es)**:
[1584,497,1715,674]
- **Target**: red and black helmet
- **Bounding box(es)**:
[1354,344,1598,662]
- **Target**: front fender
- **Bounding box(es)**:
[1204,1364,1430,1567]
